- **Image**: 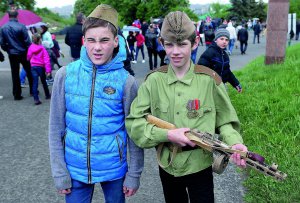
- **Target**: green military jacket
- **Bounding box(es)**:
[126,63,243,177]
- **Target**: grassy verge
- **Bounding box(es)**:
[228,43,300,202]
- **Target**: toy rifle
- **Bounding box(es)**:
[146,115,287,181]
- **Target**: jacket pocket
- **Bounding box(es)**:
[153,102,169,121]
[115,134,124,162]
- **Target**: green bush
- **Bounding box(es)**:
[35,8,73,33]
[228,44,300,202]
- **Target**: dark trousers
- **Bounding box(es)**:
[8,53,33,98]
[31,66,50,101]
[129,45,135,61]
[159,166,214,203]
[147,47,157,70]
[240,41,248,54]
[158,50,167,66]
[253,34,260,44]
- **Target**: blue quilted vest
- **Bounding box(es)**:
[64,39,129,184]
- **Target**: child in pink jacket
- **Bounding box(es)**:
[134,31,145,63]
[27,33,51,105]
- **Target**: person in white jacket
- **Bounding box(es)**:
[226,21,237,55]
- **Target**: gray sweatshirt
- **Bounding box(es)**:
[49,66,144,191]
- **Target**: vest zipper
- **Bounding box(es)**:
[87,66,97,184]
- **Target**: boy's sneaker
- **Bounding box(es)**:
[132,60,137,64]
[142,60,145,63]
[34,100,42,105]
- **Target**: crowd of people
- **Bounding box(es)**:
[120,16,268,94]
[0,9,62,104]
[0,5,268,102]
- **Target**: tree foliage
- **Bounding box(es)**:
[227,0,267,22]
[289,0,300,20]
[0,0,35,13]
[74,0,198,26]
[209,3,230,19]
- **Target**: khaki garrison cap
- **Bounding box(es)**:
[88,4,118,29]
[161,11,195,43]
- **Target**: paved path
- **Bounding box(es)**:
[0,33,298,202]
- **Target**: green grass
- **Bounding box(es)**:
[228,44,300,202]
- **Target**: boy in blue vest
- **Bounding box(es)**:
[49,4,144,203]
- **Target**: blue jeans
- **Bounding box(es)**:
[66,178,125,203]
[31,66,50,101]
[20,67,27,85]
[135,45,145,61]
[228,39,235,54]
[190,46,198,64]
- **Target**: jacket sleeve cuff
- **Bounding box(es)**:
[123,174,140,190]
[53,176,72,191]
[219,123,243,146]
[151,127,169,143]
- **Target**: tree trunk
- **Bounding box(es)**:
[265,0,289,65]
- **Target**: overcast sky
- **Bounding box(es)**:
[35,0,233,8]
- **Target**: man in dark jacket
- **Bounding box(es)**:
[65,13,85,61]
[253,21,261,44]
[145,24,158,70]
[141,21,149,37]
[197,29,242,93]
[204,25,215,49]
[0,10,33,100]
[237,24,249,54]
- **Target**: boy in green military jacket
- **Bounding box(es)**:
[126,11,247,203]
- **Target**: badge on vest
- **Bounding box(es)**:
[186,99,200,119]
[103,86,116,95]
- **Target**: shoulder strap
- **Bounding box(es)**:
[156,143,178,169]
[144,65,168,81]
[194,65,222,85]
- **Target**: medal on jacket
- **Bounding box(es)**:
[186,99,200,119]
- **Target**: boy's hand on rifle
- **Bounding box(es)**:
[167,128,196,147]
[230,143,248,168]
